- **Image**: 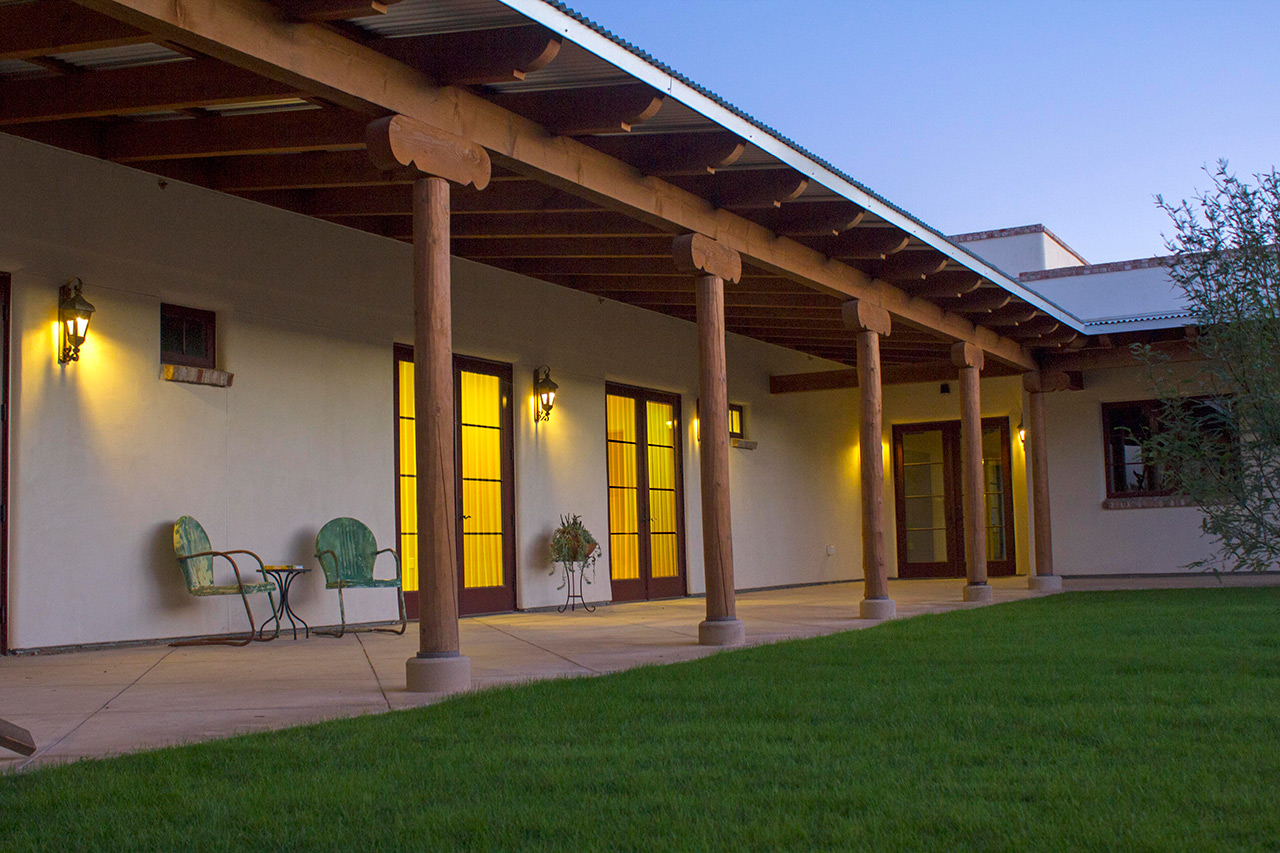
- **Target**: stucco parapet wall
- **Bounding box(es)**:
[1102,495,1198,511]
[1020,256,1170,282]
[163,364,234,387]
[950,223,1090,267]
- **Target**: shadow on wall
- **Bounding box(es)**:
[288,523,321,608]
[149,519,191,610]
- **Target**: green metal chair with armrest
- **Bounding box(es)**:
[314,517,406,637]
[172,515,277,646]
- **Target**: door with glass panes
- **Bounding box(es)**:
[395,348,517,617]
[605,384,687,601]
[891,418,1015,578]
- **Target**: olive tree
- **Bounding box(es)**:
[1142,162,1280,571]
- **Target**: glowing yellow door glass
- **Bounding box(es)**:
[646,401,679,578]
[606,394,640,581]
[397,362,507,592]
[459,370,505,589]
[396,359,419,592]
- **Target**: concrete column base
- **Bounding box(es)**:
[962,583,994,603]
[698,618,746,646]
[859,597,896,620]
[406,653,471,694]
[1028,574,1063,592]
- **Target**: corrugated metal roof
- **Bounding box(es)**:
[351,0,527,36]
[51,44,187,70]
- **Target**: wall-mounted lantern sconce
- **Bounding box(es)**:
[533,365,558,422]
[58,278,96,364]
[1017,418,1026,445]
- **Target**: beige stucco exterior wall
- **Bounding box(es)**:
[0,133,862,649]
[1041,365,1217,574]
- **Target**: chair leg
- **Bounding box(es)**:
[169,594,256,648]
[316,585,348,638]
[372,586,408,635]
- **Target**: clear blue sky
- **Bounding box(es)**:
[562,0,1279,264]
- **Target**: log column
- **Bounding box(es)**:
[366,115,491,693]
[952,342,992,603]
[674,234,745,646]
[843,299,895,620]
[1022,370,1077,592]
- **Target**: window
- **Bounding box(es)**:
[160,304,216,369]
[695,400,745,440]
[728,404,744,439]
[1102,398,1233,499]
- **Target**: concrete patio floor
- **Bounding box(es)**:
[3,573,1276,772]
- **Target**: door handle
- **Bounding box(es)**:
[461,515,472,520]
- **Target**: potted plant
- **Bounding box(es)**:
[549,514,599,612]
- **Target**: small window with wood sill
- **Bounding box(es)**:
[1102,398,1234,503]
[161,303,216,369]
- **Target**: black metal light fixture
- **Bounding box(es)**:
[533,365,558,422]
[58,278,95,364]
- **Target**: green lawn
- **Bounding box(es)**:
[3,587,1279,851]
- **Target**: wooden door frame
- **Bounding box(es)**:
[891,417,1016,579]
[605,382,688,601]
[453,354,517,616]
[393,346,518,619]
[0,273,8,654]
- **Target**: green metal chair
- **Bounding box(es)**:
[314,517,406,637]
[172,515,276,646]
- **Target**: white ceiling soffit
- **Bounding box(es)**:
[497,0,1086,332]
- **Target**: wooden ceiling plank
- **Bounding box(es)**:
[101,109,369,161]
[0,0,149,60]
[273,0,401,23]
[372,25,561,86]
[0,57,301,125]
[488,83,664,136]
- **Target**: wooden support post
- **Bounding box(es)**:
[404,175,471,693]
[1023,371,1066,592]
[844,300,894,620]
[675,234,745,646]
[363,115,490,693]
[952,342,992,603]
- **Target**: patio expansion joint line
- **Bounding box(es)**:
[473,619,606,675]
[18,648,177,771]
[355,633,392,711]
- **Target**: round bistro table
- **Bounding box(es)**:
[256,565,311,640]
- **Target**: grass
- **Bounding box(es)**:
[3,587,1280,851]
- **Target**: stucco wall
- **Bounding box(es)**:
[0,132,861,649]
[1041,366,1218,574]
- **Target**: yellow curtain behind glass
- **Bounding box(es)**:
[459,371,504,588]
[606,394,640,580]
[646,401,679,578]
[396,360,418,592]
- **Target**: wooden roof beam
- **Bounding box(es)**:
[807,228,910,260]
[0,58,301,125]
[0,0,150,60]
[373,25,561,86]
[902,271,983,299]
[874,250,949,283]
[489,83,664,136]
[104,109,370,161]
[670,168,809,209]
[933,289,1013,315]
[583,131,746,177]
[750,200,866,237]
[77,0,1038,371]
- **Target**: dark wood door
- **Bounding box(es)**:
[453,356,517,615]
[892,418,1015,579]
[395,349,517,618]
[605,384,687,601]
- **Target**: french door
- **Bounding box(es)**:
[891,418,1015,579]
[395,348,517,617]
[605,384,687,601]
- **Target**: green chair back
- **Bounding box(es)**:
[315,517,378,585]
[174,516,215,591]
